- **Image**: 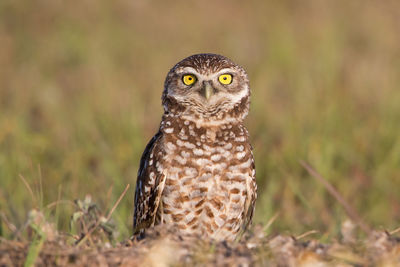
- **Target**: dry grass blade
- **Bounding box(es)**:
[105,184,130,222]
[262,212,280,232]
[76,184,130,247]
[46,200,77,210]
[37,165,43,209]
[389,226,400,235]
[299,161,370,234]
[0,212,17,233]
[296,230,319,240]
[18,175,37,208]
[78,216,95,246]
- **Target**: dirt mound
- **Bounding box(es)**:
[1,225,400,266]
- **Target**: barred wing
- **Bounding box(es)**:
[133,132,166,235]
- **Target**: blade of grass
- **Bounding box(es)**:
[19,175,37,208]
[263,212,280,233]
[24,225,46,267]
[0,212,17,233]
[55,184,62,232]
[37,165,43,210]
[299,160,370,234]
[46,200,77,210]
[389,226,400,235]
[296,230,319,240]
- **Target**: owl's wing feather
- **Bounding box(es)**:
[133,131,166,235]
[243,150,257,231]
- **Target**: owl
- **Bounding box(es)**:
[133,53,257,241]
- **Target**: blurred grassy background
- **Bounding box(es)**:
[1,0,400,240]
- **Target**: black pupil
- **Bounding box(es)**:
[223,77,227,80]
[188,77,192,80]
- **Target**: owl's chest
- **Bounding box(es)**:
[158,122,253,237]
[161,126,249,191]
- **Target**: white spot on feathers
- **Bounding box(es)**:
[193,148,204,156]
[164,128,174,134]
[236,145,244,152]
[166,142,177,151]
[211,154,222,162]
[236,151,246,159]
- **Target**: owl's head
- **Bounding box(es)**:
[162,54,250,124]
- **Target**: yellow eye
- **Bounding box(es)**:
[182,74,196,86]
[218,74,233,85]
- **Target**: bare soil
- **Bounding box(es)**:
[1,225,400,266]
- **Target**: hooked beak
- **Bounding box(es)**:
[201,81,215,100]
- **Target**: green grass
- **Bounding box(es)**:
[23,212,47,267]
[1,0,400,242]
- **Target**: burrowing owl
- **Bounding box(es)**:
[133,53,257,241]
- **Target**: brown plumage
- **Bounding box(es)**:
[134,53,257,241]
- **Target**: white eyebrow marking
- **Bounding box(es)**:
[176,67,200,74]
[175,67,236,81]
[215,68,235,75]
